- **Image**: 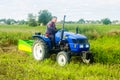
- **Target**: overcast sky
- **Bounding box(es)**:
[0,0,120,21]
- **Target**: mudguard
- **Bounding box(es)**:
[32,35,52,49]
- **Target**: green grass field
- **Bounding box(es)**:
[0,24,120,80]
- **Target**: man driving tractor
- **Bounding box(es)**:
[45,16,57,47]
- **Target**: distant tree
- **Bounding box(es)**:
[28,13,37,27]
[0,19,6,24]
[6,19,11,24]
[90,20,95,24]
[0,19,6,22]
[112,20,119,24]
[5,19,16,25]
[66,21,75,24]
[38,10,52,25]
[78,19,85,24]
[96,20,102,24]
[17,20,26,25]
[86,20,90,24]
[101,18,111,25]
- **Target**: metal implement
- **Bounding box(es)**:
[18,39,34,55]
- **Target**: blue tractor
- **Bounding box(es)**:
[32,15,93,66]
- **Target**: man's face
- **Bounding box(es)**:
[52,18,57,23]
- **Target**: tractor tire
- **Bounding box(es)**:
[32,39,49,61]
[56,51,70,66]
[82,52,94,64]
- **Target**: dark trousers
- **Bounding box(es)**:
[49,34,55,48]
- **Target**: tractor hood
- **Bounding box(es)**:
[64,31,87,39]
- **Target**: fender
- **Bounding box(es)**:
[32,35,52,49]
[32,35,50,42]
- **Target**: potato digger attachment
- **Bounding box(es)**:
[18,39,34,55]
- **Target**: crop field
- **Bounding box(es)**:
[0,24,120,80]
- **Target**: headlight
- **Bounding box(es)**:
[86,44,89,48]
[80,45,84,48]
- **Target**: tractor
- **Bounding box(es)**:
[31,15,93,66]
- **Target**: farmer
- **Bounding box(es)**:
[45,16,57,47]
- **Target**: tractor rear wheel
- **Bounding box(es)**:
[32,39,49,61]
[56,51,70,66]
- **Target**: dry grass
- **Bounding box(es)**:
[107,29,120,36]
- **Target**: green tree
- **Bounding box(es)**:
[101,18,111,25]
[78,19,85,24]
[6,19,11,25]
[38,10,52,25]
[0,19,6,22]
[6,19,17,25]
[0,19,6,24]
[28,13,37,27]
[17,20,26,25]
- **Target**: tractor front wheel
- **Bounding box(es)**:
[56,51,70,66]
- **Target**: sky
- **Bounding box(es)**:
[0,0,120,21]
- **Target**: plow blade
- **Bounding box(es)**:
[18,39,34,55]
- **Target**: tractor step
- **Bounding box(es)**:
[18,39,34,55]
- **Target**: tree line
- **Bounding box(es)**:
[0,10,119,26]
[0,10,52,26]
[77,18,112,25]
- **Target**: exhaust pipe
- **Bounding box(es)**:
[76,27,79,34]
[61,15,66,40]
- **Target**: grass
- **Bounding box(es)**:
[0,24,120,80]
[0,52,119,80]
[90,36,120,64]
